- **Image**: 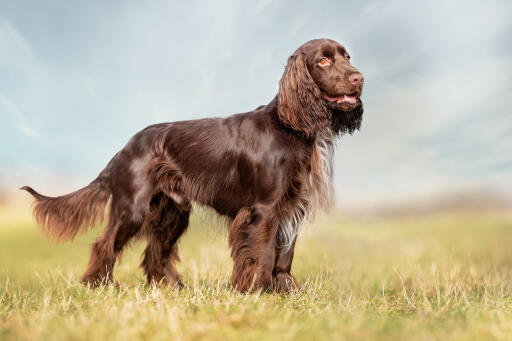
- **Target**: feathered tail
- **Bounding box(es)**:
[21,177,111,242]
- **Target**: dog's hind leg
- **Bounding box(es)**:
[141,193,191,287]
[80,207,144,287]
[80,155,155,287]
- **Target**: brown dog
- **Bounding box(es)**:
[22,38,364,292]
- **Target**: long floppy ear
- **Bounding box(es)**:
[278,52,330,138]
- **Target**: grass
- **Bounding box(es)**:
[1,203,512,340]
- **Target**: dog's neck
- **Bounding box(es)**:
[270,95,363,140]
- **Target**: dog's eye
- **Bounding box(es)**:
[318,57,330,66]
[345,54,351,62]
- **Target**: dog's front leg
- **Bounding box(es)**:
[228,206,279,292]
[273,236,300,292]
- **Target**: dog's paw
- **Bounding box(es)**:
[274,273,299,293]
[167,278,188,290]
[80,274,114,289]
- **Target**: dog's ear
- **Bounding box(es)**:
[278,52,330,138]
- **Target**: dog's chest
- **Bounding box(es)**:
[313,130,335,206]
[277,130,335,251]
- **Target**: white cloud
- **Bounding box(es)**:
[19,123,40,138]
[0,18,31,66]
[0,93,41,139]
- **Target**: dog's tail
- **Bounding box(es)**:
[21,168,112,242]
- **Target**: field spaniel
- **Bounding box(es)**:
[22,38,364,292]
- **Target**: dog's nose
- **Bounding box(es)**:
[349,72,364,86]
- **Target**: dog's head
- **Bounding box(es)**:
[278,38,364,137]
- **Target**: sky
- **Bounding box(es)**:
[1,0,511,206]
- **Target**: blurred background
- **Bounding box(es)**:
[0,0,511,213]
[1,3,511,338]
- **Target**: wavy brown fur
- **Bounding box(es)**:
[278,48,338,215]
[21,181,110,242]
[278,52,331,139]
[228,207,278,292]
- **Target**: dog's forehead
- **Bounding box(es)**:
[297,39,346,56]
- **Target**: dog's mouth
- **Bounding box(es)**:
[323,93,359,104]
[322,91,362,111]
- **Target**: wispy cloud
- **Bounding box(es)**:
[19,123,40,138]
[0,93,41,139]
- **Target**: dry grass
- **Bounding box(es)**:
[1,203,512,340]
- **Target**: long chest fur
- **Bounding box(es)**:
[277,130,335,251]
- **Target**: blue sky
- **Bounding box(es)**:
[1,0,511,205]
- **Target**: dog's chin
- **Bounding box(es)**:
[326,99,361,112]
[329,99,363,134]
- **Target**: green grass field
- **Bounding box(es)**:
[1,203,512,340]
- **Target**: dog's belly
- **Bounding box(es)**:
[178,158,280,219]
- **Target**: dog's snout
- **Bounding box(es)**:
[349,72,364,86]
